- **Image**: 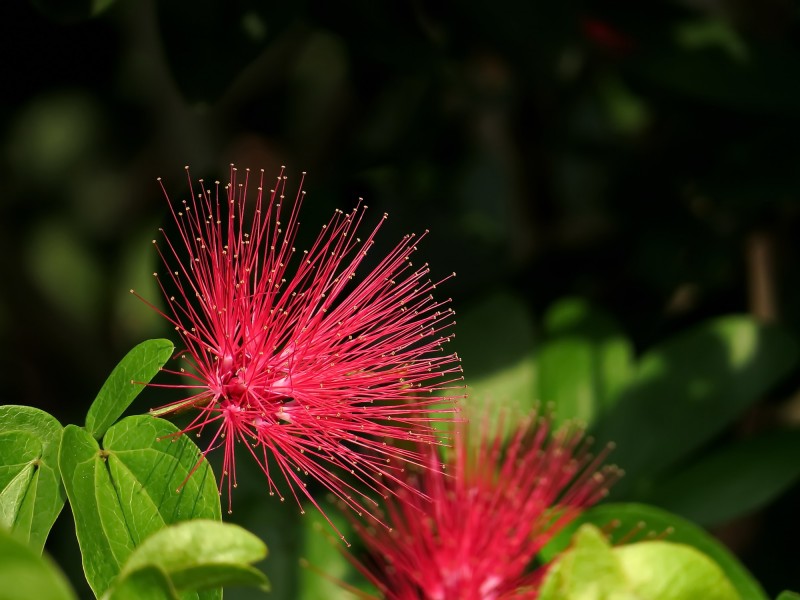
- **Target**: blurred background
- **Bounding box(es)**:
[4,0,800,597]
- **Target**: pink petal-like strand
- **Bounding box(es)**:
[346,413,621,599]
[132,165,464,535]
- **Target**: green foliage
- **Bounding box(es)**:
[85,338,174,439]
[613,541,739,600]
[0,527,76,600]
[643,429,800,526]
[296,504,374,600]
[539,525,630,600]
[454,291,537,418]
[776,592,800,600]
[104,566,178,600]
[594,315,799,489]
[0,405,65,553]
[540,503,767,600]
[13,1,800,596]
[0,518,269,600]
[59,417,221,597]
[456,293,800,528]
[540,524,739,600]
[103,520,269,599]
[534,297,634,425]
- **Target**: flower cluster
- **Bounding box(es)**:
[133,165,463,529]
[135,164,620,597]
[347,414,620,599]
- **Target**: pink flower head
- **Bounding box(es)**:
[347,413,620,599]
[132,165,463,533]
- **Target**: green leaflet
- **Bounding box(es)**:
[104,520,269,599]
[0,405,65,553]
[85,338,174,440]
[59,416,221,598]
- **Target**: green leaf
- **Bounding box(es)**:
[0,464,35,528]
[0,526,77,600]
[454,291,537,421]
[541,523,740,600]
[540,503,767,600]
[298,503,367,600]
[0,405,65,553]
[535,298,634,424]
[58,425,132,596]
[86,339,174,440]
[644,429,800,526]
[59,416,221,597]
[535,297,634,426]
[231,486,302,599]
[536,339,600,425]
[614,540,739,600]
[593,316,798,486]
[105,566,178,600]
[105,520,269,599]
[463,359,536,420]
[538,524,629,600]
[776,592,800,600]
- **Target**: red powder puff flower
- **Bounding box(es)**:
[346,413,620,599]
[132,165,463,533]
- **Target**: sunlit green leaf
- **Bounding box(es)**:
[540,523,738,600]
[0,405,65,553]
[534,298,634,426]
[614,539,739,600]
[85,339,174,440]
[536,339,600,425]
[108,520,269,596]
[540,503,767,600]
[538,524,628,600]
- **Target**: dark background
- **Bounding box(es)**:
[3,0,800,597]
